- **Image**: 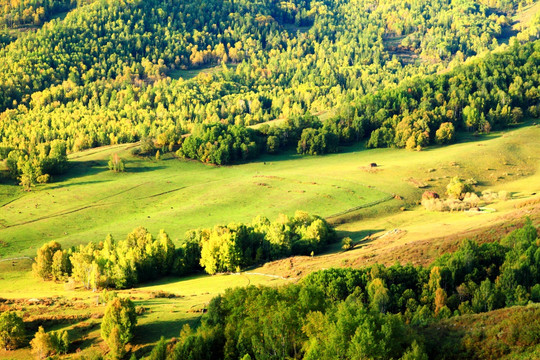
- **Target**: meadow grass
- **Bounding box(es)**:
[1,123,539,260]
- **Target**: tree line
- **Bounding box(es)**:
[2,38,536,181]
[32,211,335,288]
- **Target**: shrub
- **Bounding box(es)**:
[446,177,474,199]
[30,327,69,359]
[342,237,353,251]
[435,122,455,144]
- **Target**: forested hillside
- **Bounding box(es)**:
[1,0,540,359]
[1,0,539,184]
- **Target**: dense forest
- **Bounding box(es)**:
[1,0,539,185]
[146,219,540,360]
[0,0,76,28]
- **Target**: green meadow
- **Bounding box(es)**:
[1,122,539,260]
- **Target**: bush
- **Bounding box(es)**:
[30,327,69,359]
[446,177,474,199]
[435,122,456,144]
[341,237,353,251]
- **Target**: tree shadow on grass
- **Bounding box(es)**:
[128,165,167,173]
[51,159,168,186]
[320,229,385,255]
[131,317,200,358]
[46,179,113,190]
[71,334,99,354]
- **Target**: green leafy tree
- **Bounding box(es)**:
[367,278,390,313]
[341,237,353,250]
[400,341,428,360]
[51,249,71,281]
[446,177,473,199]
[30,327,69,358]
[30,327,52,359]
[33,241,62,280]
[435,122,455,144]
[19,161,38,191]
[147,337,168,360]
[101,298,137,359]
[0,311,25,350]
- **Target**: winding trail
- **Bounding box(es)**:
[0,256,33,262]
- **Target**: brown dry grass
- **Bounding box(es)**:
[253,200,540,279]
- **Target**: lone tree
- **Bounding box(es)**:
[0,311,26,350]
[101,298,137,359]
[341,237,353,251]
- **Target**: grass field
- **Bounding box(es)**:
[0,144,395,258]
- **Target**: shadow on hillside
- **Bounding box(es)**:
[320,229,384,255]
[47,179,112,190]
[128,165,167,173]
[132,317,200,356]
[51,159,168,186]
[71,334,99,354]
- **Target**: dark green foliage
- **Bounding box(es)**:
[178,123,259,165]
[303,299,410,360]
[297,127,339,155]
[0,29,15,48]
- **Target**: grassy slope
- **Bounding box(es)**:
[1,145,394,258]
[1,123,539,260]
